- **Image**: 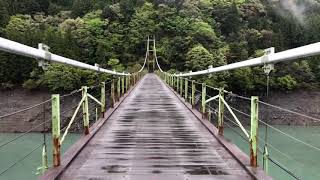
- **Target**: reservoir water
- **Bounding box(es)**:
[0,126,319,179]
[0,133,79,180]
[225,126,320,180]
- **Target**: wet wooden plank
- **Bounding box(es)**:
[53,74,267,180]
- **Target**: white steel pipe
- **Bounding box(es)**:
[177,42,320,77]
[0,37,130,76]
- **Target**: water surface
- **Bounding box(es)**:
[0,133,79,180]
[0,126,319,180]
[225,126,320,180]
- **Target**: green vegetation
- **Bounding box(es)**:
[0,0,319,93]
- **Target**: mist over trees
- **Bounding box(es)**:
[0,0,319,93]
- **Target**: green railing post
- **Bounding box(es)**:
[129,75,131,89]
[218,88,224,135]
[202,83,207,118]
[164,73,167,83]
[180,78,183,96]
[185,79,188,100]
[172,76,174,88]
[117,77,121,100]
[41,145,48,174]
[111,79,115,108]
[263,146,269,174]
[82,86,90,135]
[171,76,174,87]
[191,80,195,108]
[95,107,98,122]
[166,74,168,84]
[121,76,124,95]
[171,75,173,87]
[175,76,177,91]
[250,96,259,167]
[101,82,106,116]
[51,94,61,167]
[126,76,129,93]
[176,77,179,92]
[133,74,136,85]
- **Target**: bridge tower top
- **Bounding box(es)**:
[146,36,156,73]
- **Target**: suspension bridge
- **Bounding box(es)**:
[0,36,320,180]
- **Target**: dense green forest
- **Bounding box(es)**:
[0,0,320,94]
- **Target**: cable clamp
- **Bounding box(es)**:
[262,47,275,75]
[38,43,51,70]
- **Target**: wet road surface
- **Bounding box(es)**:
[59,74,252,180]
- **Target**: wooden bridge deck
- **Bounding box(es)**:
[49,74,268,180]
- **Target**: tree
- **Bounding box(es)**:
[42,64,109,92]
[213,2,242,36]
[128,3,158,45]
[0,0,9,27]
[186,45,213,71]
[186,45,226,71]
[229,67,255,93]
[191,21,217,44]
[277,75,297,91]
[72,0,94,17]
[107,58,125,72]
[8,0,49,15]
[0,0,319,93]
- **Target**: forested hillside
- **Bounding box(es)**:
[0,0,320,94]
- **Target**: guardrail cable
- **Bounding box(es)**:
[61,104,79,115]
[259,100,320,123]
[268,156,301,180]
[0,120,50,149]
[0,144,42,176]
[259,120,320,152]
[218,101,320,152]
[0,99,51,120]
[219,103,320,168]
[60,89,82,99]
[224,121,249,143]
[225,116,303,180]
[207,94,320,152]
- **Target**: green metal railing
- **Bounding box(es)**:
[49,71,146,168]
[157,71,260,168]
[157,71,317,180]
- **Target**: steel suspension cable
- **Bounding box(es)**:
[268,157,301,180]
[210,101,317,164]
[0,37,130,76]
[154,49,163,72]
[224,121,249,143]
[175,42,320,77]
[259,100,320,123]
[0,99,51,120]
[60,89,82,99]
[138,49,148,73]
[0,120,50,149]
[0,144,42,176]
[217,100,320,152]
[224,116,305,179]
[259,120,320,152]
